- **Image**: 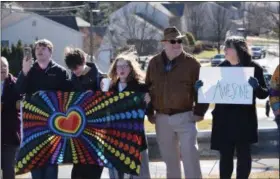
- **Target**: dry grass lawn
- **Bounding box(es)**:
[207,170,279,179]
[144,104,266,133]
[144,117,213,133]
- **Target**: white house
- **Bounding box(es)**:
[107,1,172,41]
[96,2,172,73]
[1,10,83,68]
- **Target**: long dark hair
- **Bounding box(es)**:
[224,36,252,66]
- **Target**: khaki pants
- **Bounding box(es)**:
[155,111,202,179]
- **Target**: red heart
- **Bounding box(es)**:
[127,133,132,141]
[124,144,129,151]
[132,135,138,143]
[116,131,121,137]
[121,132,126,139]
[135,151,140,158]
[119,142,124,148]
[28,164,34,170]
[81,158,86,163]
[137,136,142,145]
[55,111,81,134]
[129,146,136,155]
[114,139,119,146]
[112,130,116,135]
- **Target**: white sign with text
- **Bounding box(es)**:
[198,67,255,104]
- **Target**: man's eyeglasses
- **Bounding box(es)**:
[169,39,183,44]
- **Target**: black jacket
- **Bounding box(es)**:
[110,79,149,93]
[70,62,105,91]
[16,60,71,97]
[211,60,269,151]
[1,74,22,146]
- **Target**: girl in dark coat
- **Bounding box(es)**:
[106,51,151,179]
[195,37,269,179]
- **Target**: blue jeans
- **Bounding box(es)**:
[31,165,58,179]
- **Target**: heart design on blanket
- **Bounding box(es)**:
[49,107,86,137]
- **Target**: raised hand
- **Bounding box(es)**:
[22,57,33,76]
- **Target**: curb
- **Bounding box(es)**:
[147,128,279,161]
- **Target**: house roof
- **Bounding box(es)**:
[162,3,185,17]
[135,12,165,30]
[148,2,175,17]
[44,15,79,31]
[1,10,31,29]
[76,16,90,27]
[2,11,83,36]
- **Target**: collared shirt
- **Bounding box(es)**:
[162,51,178,72]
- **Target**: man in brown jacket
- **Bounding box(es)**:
[146,27,209,178]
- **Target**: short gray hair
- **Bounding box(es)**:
[1,56,9,66]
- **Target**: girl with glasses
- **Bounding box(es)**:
[107,50,151,179]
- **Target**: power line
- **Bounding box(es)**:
[14,4,86,11]
[1,4,87,14]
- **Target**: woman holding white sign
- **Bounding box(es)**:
[195,37,269,179]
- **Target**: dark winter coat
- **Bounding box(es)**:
[210,60,269,151]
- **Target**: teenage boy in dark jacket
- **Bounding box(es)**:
[15,39,71,179]
[64,47,106,179]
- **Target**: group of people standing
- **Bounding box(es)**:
[1,26,279,179]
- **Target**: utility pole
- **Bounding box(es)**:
[241,2,247,39]
[88,2,100,62]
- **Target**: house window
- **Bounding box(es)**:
[1,40,9,48]
[32,20,37,27]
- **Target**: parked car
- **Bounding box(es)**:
[251,46,266,59]
[211,54,225,67]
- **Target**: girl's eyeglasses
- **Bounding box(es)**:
[116,65,130,70]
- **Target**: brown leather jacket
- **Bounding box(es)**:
[145,50,209,116]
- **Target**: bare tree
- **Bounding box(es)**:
[210,5,232,53]
[186,3,205,39]
[265,2,280,37]
[106,3,162,56]
[244,2,275,36]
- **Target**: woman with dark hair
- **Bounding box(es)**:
[195,36,269,179]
